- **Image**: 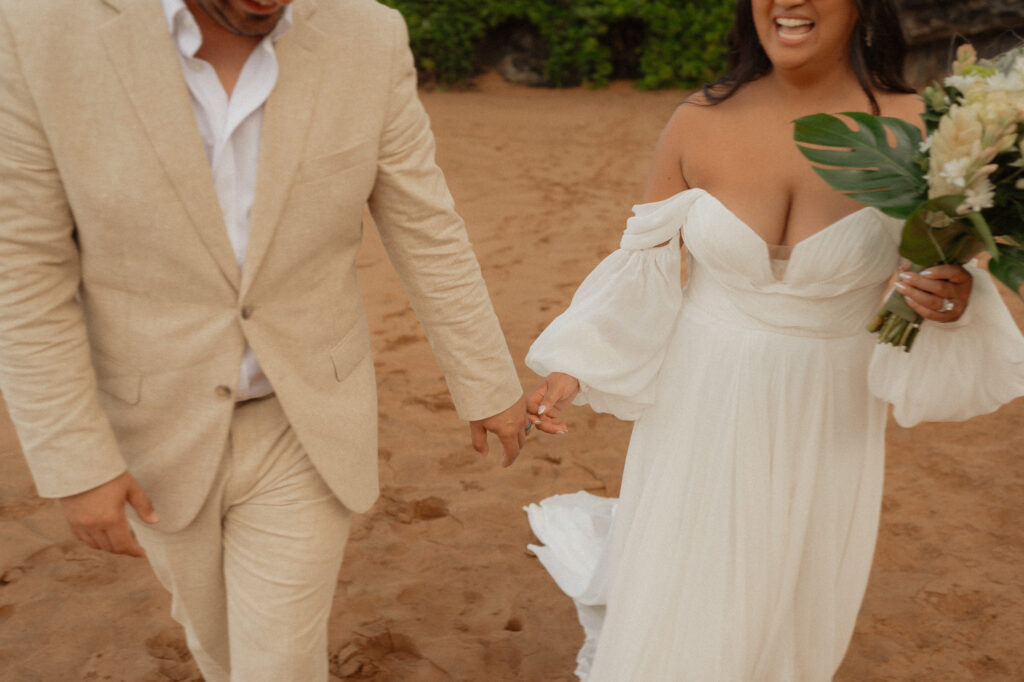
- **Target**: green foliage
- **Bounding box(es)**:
[379,0,735,89]
[793,112,926,220]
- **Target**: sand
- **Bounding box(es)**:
[1,73,1023,681]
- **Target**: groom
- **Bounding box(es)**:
[0,0,528,679]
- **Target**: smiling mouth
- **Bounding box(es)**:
[775,17,814,41]
[241,0,279,11]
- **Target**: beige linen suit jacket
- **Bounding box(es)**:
[0,0,521,531]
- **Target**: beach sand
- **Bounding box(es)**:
[1,73,1022,681]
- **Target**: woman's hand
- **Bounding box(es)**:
[894,264,973,322]
[526,372,580,435]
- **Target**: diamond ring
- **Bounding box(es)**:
[939,298,955,313]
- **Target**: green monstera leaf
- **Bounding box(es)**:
[794,112,926,219]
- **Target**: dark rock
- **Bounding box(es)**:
[896,0,1024,85]
[478,21,548,86]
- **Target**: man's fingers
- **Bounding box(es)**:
[470,421,488,456]
[106,524,147,558]
[127,480,160,525]
[88,530,114,553]
[498,431,521,468]
[74,528,100,552]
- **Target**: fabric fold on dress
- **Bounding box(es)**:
[525,191,700,420]
[524,492,617,680]
[869,262,1024,427]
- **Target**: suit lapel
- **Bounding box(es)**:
[99,0,241,291]
[241,6,325,296]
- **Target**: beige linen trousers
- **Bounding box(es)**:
[0,0,521,678]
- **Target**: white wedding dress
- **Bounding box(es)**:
[524,188,1024,681]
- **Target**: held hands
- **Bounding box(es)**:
[894,264,973,323]
[526,372,580,435]
[470,395,532,467]
[59,471,159,558]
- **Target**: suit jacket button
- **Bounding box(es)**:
[241,306,254,320]
[215,385,232,399]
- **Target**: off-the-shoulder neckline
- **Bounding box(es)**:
[636,187,882,251]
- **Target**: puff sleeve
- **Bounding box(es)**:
[869,263,1024,427]
[525,191,702,420]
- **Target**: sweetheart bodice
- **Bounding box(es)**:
[669,189,904,338]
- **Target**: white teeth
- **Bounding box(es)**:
[776,18,812,27]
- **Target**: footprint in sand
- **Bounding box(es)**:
[146,629,202,682]
[17,544,119,588]
[0,494,49,521]
[332,625,449,681]
[375,489,451,525]
[403,391,455,413]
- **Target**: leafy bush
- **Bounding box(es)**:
[380,0,736,89]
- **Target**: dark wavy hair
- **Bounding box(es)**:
[703,0,915,114]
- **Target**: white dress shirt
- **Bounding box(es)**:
[160,0,293,400]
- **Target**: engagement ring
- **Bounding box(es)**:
[939,298,955,313]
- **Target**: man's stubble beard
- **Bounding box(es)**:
[191,0,282,38]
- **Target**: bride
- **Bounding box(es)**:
[523,0,1024,680]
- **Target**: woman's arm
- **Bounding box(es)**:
[643,104,692,203]
[527,105,697,433]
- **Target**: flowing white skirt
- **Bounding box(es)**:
[532,303,888,681]
[525,189,1024,681]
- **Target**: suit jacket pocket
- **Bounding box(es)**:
[329,320,372,382]
[93,354,142,405]
[297,140,377,184]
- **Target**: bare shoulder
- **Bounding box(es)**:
[877,91,925,126]
[657,89,722,149]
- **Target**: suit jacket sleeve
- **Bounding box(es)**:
[0,8,127,497]
[367,10,521,422]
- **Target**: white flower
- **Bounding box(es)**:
[964,89,1024,140]
[938,157,971,189]
[945,73,984,92]
[919,135,933,153]
[984,71,1024,93]
[927,105,987,198]
[959,177,996,213]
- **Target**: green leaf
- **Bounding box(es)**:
[794,112,926,219]
[898,198,984,266]
[989,244,1024,298]
[966,211,999,260]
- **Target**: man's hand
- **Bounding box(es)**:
[469,395,531,468]
[526,372,579,435]
[59,471,160,558]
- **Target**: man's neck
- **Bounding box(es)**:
[184,0,262,96]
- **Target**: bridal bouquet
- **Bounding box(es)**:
[793,44,1024,351]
